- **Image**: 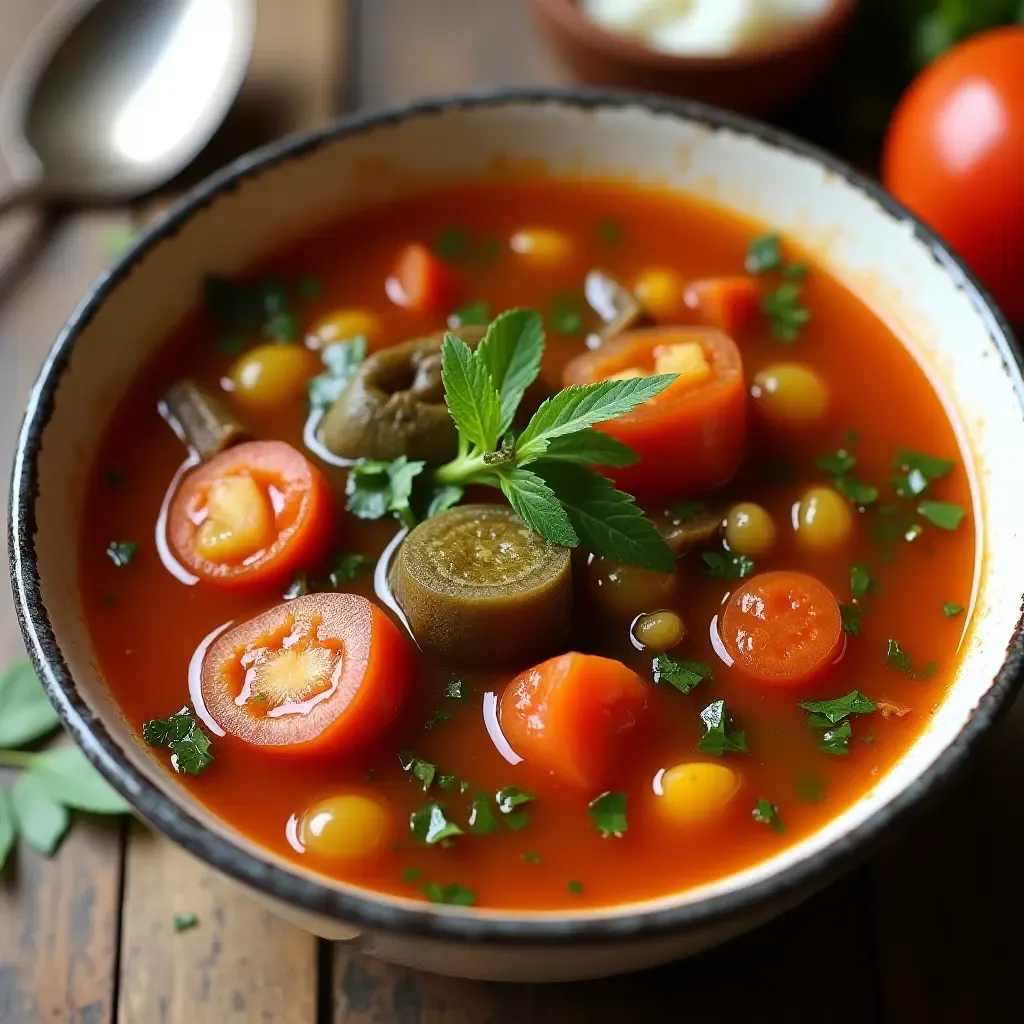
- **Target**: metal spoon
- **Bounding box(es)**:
[0,0,255,214]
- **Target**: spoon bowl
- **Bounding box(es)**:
[0,0,255,210]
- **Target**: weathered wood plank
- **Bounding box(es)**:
[332,868,878,1023]
[117,823,318,1024]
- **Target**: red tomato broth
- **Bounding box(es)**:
[80,178,976,910]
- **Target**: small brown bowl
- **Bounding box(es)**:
[530,0,859,116]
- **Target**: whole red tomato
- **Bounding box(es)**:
[883,28,1024,323]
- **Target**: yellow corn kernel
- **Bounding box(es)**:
[195,475,274,563]
[633,268,684,321]
[653,341,712,389]
[657,762,742,826]
[307,308,380,349]
[604,365,649,381]
[300,794,392,861]
[509,228,573,268]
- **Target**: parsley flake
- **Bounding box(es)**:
[698,700,748,756]
[496,786,536,815]
[702,551,755,580]
[840,604,862,636]
[448,299,490,328]
[943,602,965,618]
[142,707,213,776]
[445,679,469,701]
[468,794,498,835]
[434,226,469,262]
[885,640,937,680]
[106,540,138,568]
[401,867,422,885]
[589,792,627,837]
[548,295,585,334]
[850,563,875,599]
[796,772,828,804]
[652,655,712,695]
[424,709,452,731]
[799,691,876,726]
[596,217,623,244]
[918,500,966,531]
[746,233,783,273]
[761,282,810,342]
[522,851,541,864]
[422,881,476,906]
[892,450,954,498]
[753,799,785,833]
[568,879,584,895]
[410,803,463,845]
[819,720,854,755]
[816,449,857,476]
[398,751,436,791]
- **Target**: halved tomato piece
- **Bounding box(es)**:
[168,440,332,589]
[201,593,412,755]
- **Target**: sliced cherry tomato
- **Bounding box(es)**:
[684,277,760,336]
[169,440,332,589]
[499,652,649,790]
[719,571,843,689]
[562,327,746,500]
[882,28,1024,323]
[385,243,454,315]
[201,593,411,755]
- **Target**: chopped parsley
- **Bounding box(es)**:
[746,233,783,273]
[596,217,623,244]
[421,881,476,906]
[652,655,712,695]
[173,913,199,933]
[326,552,372,587]
[438,775,458,790]
[752,799,785,833]
[410,803,464,845]
[307,336,367,414]
[448,299,490,328]
[445,679,469,701]
[796,772,828,804]
[264,311,301,343]
[668,500,709,520]
[892,450,954,498]
[142,707,213,776]
[105,540,138,568]
[400,867,422,885]
[799,691,876,727]
[567,880,584,895]
[398,751,436,791]
[434,226,469,262]
[840,604,862,636]
[761,282,810,342]
[835,474,879,507]
[816,449,857,476]
[850,563,875,599]
[496,786,536,814]
[943,602,965,618]
[698,700,748,755]
[468,794,498,835]
[424,709,452,731]
[588,792,627,837]
[818,720,854,755]
[783,262,809,279]
[522,851,541,864]
[702,551,755,580]
[885,639,937,680]
[548,295,585,334]
[918,500,966,531]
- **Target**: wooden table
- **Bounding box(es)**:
[1,2,1022,1021]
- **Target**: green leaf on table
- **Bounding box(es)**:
[0,660,60,747]
[746,233,783,273]
[0,789,15,871]
[410,803,464,845]
[106,540,138,568]
[142,707,214,776]
[652,655,711,695]
[533,462,675,572]
[516,376,676,463]
[12,773,70,855]
[498,468,579,548]
[174,913,200,933]
[698,700,748,756]
[588,791,627,837]
[918,500,966,531]
[440,333,501,452]
[539,429,638,468]
[701,551,755,580]
[345,456,425,524]
[752,798,785,833]
[799,691,876,726]
[26,746,130,813]
[475,308,545,435]
[308,336,367,414]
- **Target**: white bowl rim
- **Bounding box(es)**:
[9,86,1024,946]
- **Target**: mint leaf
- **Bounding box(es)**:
[308,337,367,414]
[539,429,638,468]
[27,747,130,813]
[746,233,783,273]
[0,661,60,747]
[533,463,674,572]
[698,699,747,756]
[918,500,965,531]
[0,789,15,871]
[589,792,627,837]
[753,799,785,833]
[653,655,711,695]
[499,468,579,547]
[345,456,425,524]
[143,707,214,776]
[12,773,69,854]
[475,308,544,435]
[440,333,501,451]
[516,376,676,464]
[799,691,876,726]
[410,803,464,845]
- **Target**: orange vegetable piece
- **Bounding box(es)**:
[562,326,746,500]
[684,277,760,335]
[386,243,454,315]
[720,571,843,689]
[200,593,412,756]
[168,440,332,589]
[499,652,649,791]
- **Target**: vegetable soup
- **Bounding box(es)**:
[81,178,975,911]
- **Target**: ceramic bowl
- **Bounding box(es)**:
[9,89,1024,983]
[530,0,859,116]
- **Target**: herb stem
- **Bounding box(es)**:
[434,452,490,486]
[0,749,36,768]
